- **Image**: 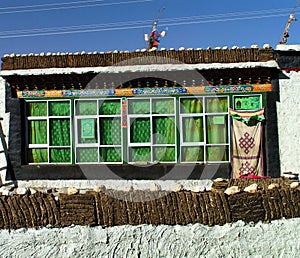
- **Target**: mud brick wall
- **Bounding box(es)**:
[0,180,299,230]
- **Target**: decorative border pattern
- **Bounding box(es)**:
[17,84,272,98]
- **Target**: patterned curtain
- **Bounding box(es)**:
[230,108,265,178]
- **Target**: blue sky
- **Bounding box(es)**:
[0,0,299,57]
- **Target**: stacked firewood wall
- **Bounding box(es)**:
[1,49,275,70]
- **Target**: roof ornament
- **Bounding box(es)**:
[144,6,168,51]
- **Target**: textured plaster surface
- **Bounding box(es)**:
[0,218,299,258]
[277,71,300,174]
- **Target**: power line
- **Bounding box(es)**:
[0,9,295,39]
[0,0,152,15]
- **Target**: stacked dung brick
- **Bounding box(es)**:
[0,192,59,229]
[59,193,96,227]
[1,48,275,70]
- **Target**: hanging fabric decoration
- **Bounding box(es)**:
[230,108,265,178]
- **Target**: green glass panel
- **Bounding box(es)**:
[50,148,71,162]
[154,147,175,162]
[76,100,97,115]
[28,148,48,163]
[100,147,122,162]
[130,147,151,162]
[206,146,228,161]
[49,101,70,116]
[130,118,151,143]
[128,99,150,114]
[205,97,228,113]
[29,120,47,144]
[153,117,175,144]
[234,96,261,110]
[100,118,121,145]
[182,147,204,162]
[183,117,204,142]
[78,119,98,144]
[152,99,174,114]
[206,116,227,144]
[77,148,98,162]
[50,119,70,146]
[27,102,47,116]
[99,99,121,115]
[180,98,203,113]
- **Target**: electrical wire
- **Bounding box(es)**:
[0,0,152,15]
[0,9,296,39]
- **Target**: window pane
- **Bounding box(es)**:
[152,99,174,114]
[205,97,228,113]
[28,148,48,163]
[27,102,47,116]
[130,118,151,143]
[182,147,204,162]
[206,146,228,161]
[49,101,70,116]
[99,99,121,115]
[129,147,151,162]
[180,98,203,113]
[50,119,70,146]
[154,147,175,162]
[153,117,175,144]
[77,119,98,144]
[100,118,121,145]
[77,148,98,162]
[182,117,204,142]
[76,100,97,115]
[206,115,228,144]
[128,99,150,114]
[100,147,122,162]
[50,148,71,162]
[29,120,47,144]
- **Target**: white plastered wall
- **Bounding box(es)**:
[277,70,300,174]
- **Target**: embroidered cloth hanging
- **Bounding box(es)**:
[230,108,265,178]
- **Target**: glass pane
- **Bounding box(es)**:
[50,119,70,146]
[100,118,121,145]
[76,100,97,115]
[180,98,203,114]
[100,147,122,162]
[128,99,150,114]
[50,148,71,162]
[153,117,175,144]
[206,146,228,161]
[77,119,98,144]
[99,99,121,115]
[130,147,151,162]
[130,118,151,143]
[206,115,228,144]
[77,148,98,162]
[182,117,204,142]
[154,147,175,162]
[28,148,48,163]
[205,97,228,113]
[182,147,204,162]
[49,101,70,116]
[152,98,174,114]
[29,120,47,144]
[27,102,47,116]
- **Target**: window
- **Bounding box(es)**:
[179,96,229,163]
[26,100,72,163]
[74,99,123,163]
[127,97,176,163]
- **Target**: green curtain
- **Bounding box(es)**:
[100,147,121,162]
[129,100,150,114]
[78,148,98,162]
[153,99,174,114]
[131,118,151,143]
[131,147,151,162]
[153,117,175,144]
[99,100,121,115]
[77,101,97,115]
[28,102,48,163]
[100,118,121,145]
